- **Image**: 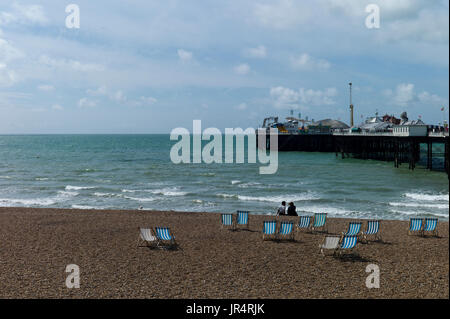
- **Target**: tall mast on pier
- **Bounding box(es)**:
[349,82,354,127]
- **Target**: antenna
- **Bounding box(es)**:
[349,82,354,127]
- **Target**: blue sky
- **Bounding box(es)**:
[0,0,448,133]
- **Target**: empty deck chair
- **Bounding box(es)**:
[221,213,235,230]
[262,220,277,240]
[297,215,312,232]
[343,222,362,236]
[277,221,295,241]
[311,213,328,233]
[236,211,249,230]
[408,218,423,236]
[138,228,157,248]
[319,235,340,256]
[154,227,178,249]
[361,220,381,242]
[423,218,438,237]
[335,235,358,256]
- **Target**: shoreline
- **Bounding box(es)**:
[1,206,448,222]
[0,206,448,298]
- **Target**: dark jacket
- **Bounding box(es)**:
[287,205,298,216]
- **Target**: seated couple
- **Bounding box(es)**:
[276,201,298,216]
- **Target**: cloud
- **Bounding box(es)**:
[86,86,157,107]
[234,63,250,75]
[78,98,97,108]
[235,103,248,111]
[0,63,18,86]
[243,45,267,58]
[52,104,63,110]
[253,0,311,29]
[0,3,47,26]
[177,49,193,62]
[384,83,447,107]
[39,55,105,72]
[270,86,337,109]
[37,84,54,91]
[290,53,331,71]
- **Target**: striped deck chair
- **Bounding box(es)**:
[154,227,178,249]
[138,228,157,248]
[311,213,328,233]
[319,235,340,256]
[408,218,423,236]
[236,211,249,230]
[277,221,295,241]
[335,235,358,256]
[361,220,381,242]
[423,218,438,237]
[297,215,312,232]
[221,213,235,230]
[262,220,277,240]
[342,222,362,236]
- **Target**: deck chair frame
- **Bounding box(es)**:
[319,235,341,256]
[408,218,424,236]
[236,211,250,230]
[311,213,328,233]
[137,227,158,248]
[262,220,277,241]
[342,221,362,237]
[277,221,295,241]
[360,220,382,243]
[423,218,439,237]
[221,213,235,231]
[154,227,178,250]
[296,215,313,233]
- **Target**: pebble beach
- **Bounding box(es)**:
[0,207,448,299]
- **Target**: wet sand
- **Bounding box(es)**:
[0,207,448,299]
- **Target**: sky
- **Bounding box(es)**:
[0,0,448,134]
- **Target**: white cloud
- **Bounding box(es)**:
[234,63,250,75]
[0,63,18,86]
[0,3,47,26]
[270,86,337,109]
[243,45,267,58]
[52,104,63,110]
[39,55,104,72]
[37,84,54,91]
[253,0,311,29]
[384,83,447,107]
[78,98,97,108]
[177,49,193,62]
[290,53,331,71]
[86,86,157,107]
[235,103,248,111]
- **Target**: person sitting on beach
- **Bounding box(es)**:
[287,202,298,216]
[277,201,287,216]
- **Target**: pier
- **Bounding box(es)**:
[261,133,450,176]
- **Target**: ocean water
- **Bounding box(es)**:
[0,134,448,221]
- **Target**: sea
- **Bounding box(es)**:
[0,134,448,221]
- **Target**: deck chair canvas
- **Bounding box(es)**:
[408,218,423,236]
[154,227,178,250]
[335,235,358,256]
[297,216,312,232]
[311,213,328,233]
[361,220,381,242]
[319,235,340,256]
[138,228,157,248]
[277,221,295,241]
[236,211,249,230]
[423,218,438,237]
[262,220,277,241]
[221,213,235,230]
[343,222,362,236]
